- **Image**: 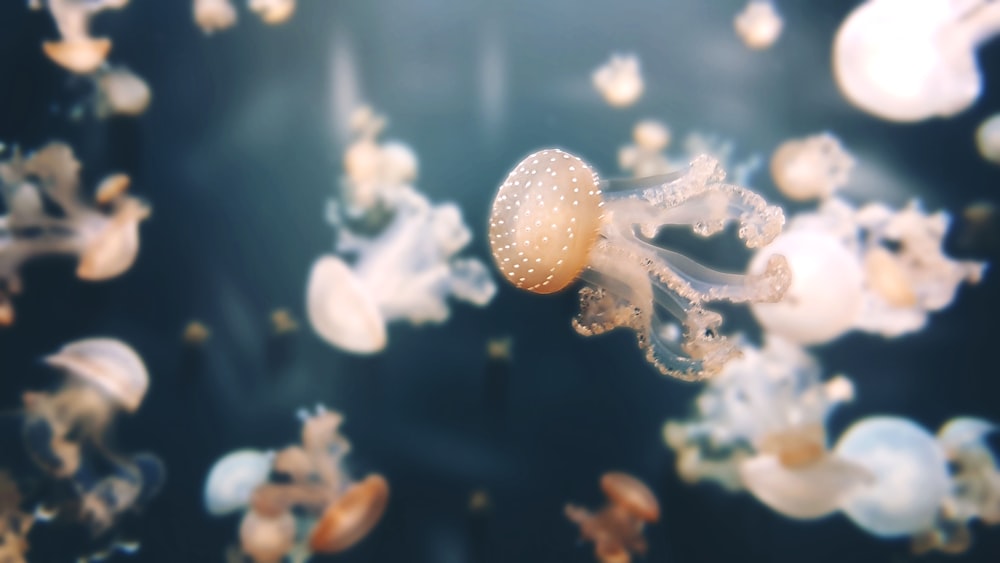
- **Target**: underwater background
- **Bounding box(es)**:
[0,0,999,562]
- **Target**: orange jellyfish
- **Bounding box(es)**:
[488,149,789,380]
[248,0,296,25]
[38,0,130,74]
[565,473,660,563]
[0,142,150,325]
[193,0,238,34]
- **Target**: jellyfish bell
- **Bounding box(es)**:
[44,338,149,413]
[750,230,864,345]
[834,416,950,537]
[306,254,387,354]
[833,0,1000,121]
[592,54,644,108]
[42,37,112,75]
[95,173,131,205]
[489,149,789,379]
[734,1,784,50]
[975,113,1000,164]
[738,452,872,519]
[239,510,296,563]
[77,198,150,281]
[937,417,996,454]
[600,472,660,523]
[94,68,151,118]
[194,0,238,34]
[248,0,296,25]
[204,449,273,516]
[308,474,390,554]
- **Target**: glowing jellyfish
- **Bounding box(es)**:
[489,149,789,380]
[975,113,1000,164]
[734,1,784,50]
[339,106,420,218]
[592,54,644,108]
[834,416,950,537]
[618,120,673,178]
[194,0,238,34]
[93,66,152,118]
[565,472,660,563]
[0,472,33,563]
[310,186,496,354]
[22,338,149,479]
[833,0,1000,122]
[751,197,986,343]
[662,337,866,518]
[769,133,854,202]
[0,142,151,325]
[39,0,129,74]
[248,0,296,25]
[205,449,274,516]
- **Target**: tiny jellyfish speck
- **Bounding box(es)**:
[565,472,660,563]
[592,54,644,108]
[734,1,784,50]
[834,0,1000,122]
[770,132,854,202]
[488,148,790,380]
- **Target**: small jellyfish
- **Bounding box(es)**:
[204,449,274,516]
[0,143,151,324]
[309,187,496,354]
[194,0,238,34]
[40,0,129,74]
[489,149,789,380]
[308,474,390,554]
[339,106,419,219]
[975,113,1000,165]
[769,133,855,202]
[592,54,644,108]
[93,66,151,119]
[834,0,1000,122]
[183,320,212,345]
[733,1,784,50]
[248,0,296,25]
[239,510,297,563]
[270,308,298,334]
[22,338,149,479]
[834,416,950,537]
[565,472,660,563]
[618,120,673,179]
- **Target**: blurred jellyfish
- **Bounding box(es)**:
[912,417,1000,554]
[975,113,1000,164]
[769,133,854,202]
[39,0,129,74]
[248,0,295,25]
[22,338,149,479]
[834,416,950,538]
[183,320,212,345]
[489,149,789,380]
[0,142,150,325]
[270,308,298,334]
[750,197,986,343]
[74,452,166,537]
[662,336,868,518]
[339,106,419,219]
[618,120,673,178]
[833,0,1000,122]
[194,0,238,34]
[93,65,152,118]
[209,406,389,563]
[309,183,496,354]
[733,1,784,50]
[0,472,33,563]
[592,54,644,108]
[565,472,660,563]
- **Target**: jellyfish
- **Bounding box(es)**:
[183,320,212,345]
[833,0,1000,122]
[975,113,1000,164]
[750,197,986,343]
[489,149,789,380]
[769,133,854,202]
[618,120,673,178]
[662,336,868,518]
[270,308,298,334]
[309,185,496,354]
[0,142,151,325]
[339,106,420,219]
[592,54,644,108]
[834,416,951,537]
[204,449,274,516]
[0,472,33,563]
[733,1,784,50]
[194,0,238,34]
[248,0,296,25]
[38,0,129,74]
[74,452,166,537]
[565,472,660,563]
[93,66,151,119]
[21,338,149,479]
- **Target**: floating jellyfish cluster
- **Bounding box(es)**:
[204,406,389,563]
[306,106,496,354]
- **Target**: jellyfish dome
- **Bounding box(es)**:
[734,1,784,50]
[834,416,950,537]
[975,113,1000,164]
[204,449,274,516]
[592,54,645,108]
[833,0,1000,122]
[44,338,149,413]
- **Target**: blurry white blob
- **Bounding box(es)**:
[750,198,986,344]
[834,0,1000,122]
[93,66,152,118]
[204,449,274,516]
[592,53,644,108]
[40,0,130,74]
[338,107,418,218]
[734,1,784,50]
[975,113,1000,164]
[193,0,238,34]
[770,132,854,202]
[248,0,296,25]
